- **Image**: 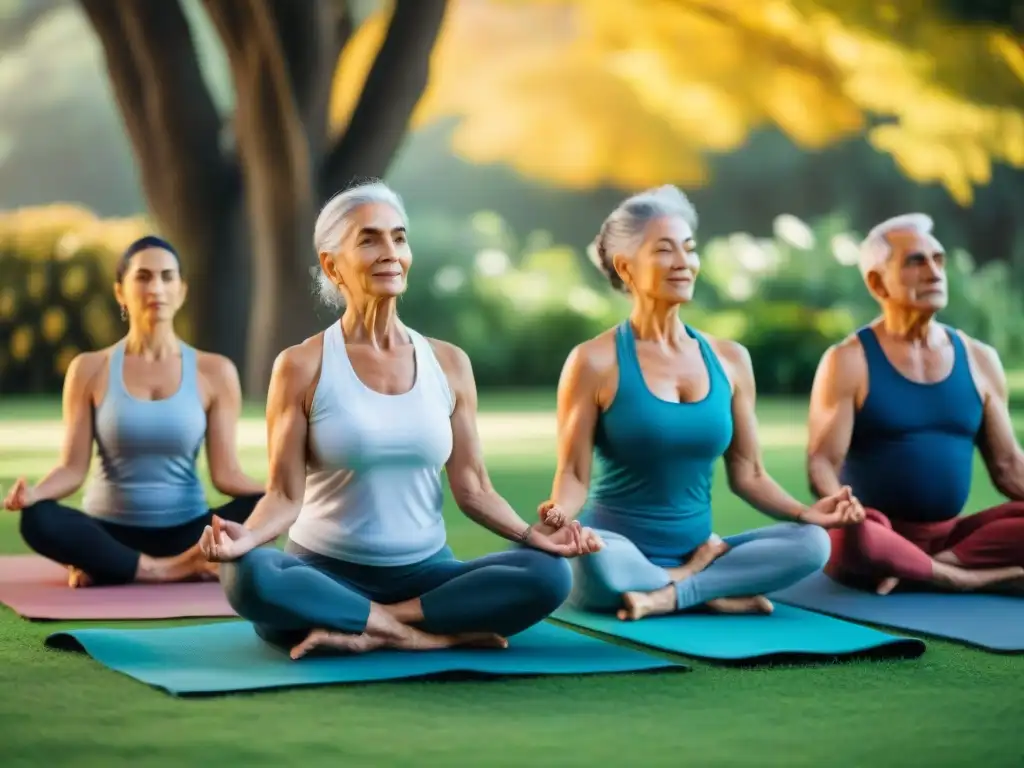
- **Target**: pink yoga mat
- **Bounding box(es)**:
[0,555,236,620]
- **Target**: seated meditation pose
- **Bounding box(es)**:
[200,181,602,660]
[3,236,265,587]
[807,213,1024,595]
[536,185,863,621]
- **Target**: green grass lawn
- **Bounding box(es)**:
[0,396,1021,767]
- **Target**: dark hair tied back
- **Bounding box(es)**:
[116,235,181,283]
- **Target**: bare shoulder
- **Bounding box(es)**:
[195,350,241,390]
[64,348,111,398]
[271,332,325,401]
[566,328,619,380]
[426,336,471,378]
[66,348,109,381]
[703,334,752,371]
[958,330,1003,373]
[815,332,868,389]
[826,332,867,367]
[957,329,1006,393]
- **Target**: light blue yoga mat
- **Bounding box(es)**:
[552,603,925,663]
[44,620,686,696]
[771,571,1024,653]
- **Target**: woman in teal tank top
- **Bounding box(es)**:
[537,186,864,619]
[3,237,265,587]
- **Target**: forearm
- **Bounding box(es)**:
[213,470,266,499]
[730,470,808,523]
[550,468,590,521]
[31,466,86,502]
[458,490,531,542]
[242,491,301,546]
[807,454,845,498]
[994,451,1024,500]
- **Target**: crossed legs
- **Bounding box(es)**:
[825,503,1024,595]
[568,522,832,620]
[19,494,263,587]
[221,545,573,658]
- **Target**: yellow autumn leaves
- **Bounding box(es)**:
[329,0,1023,205]
[0,206,145,373]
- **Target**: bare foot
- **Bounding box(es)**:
[876,576,900,595]
[67,567,92,588]
[617,585,676,621]
[400,630,509,652]
[289,626,508,659]
[290,629,387,659]
[705,596,774,615]
[939,564,1024,592]
[666,538,729,582]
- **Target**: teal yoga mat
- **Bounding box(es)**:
[45,620,686,696]
[552,603,925,664]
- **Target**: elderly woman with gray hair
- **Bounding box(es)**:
[535,185,863,621]
[199,179,602,660]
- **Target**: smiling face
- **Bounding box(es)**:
[319,202,411,302]
[613,214,699,303]
[114,247,186,324]
[869,228,948,312]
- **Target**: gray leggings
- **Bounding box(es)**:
[568,522,831,612]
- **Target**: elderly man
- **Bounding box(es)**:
[805,213,1024,595]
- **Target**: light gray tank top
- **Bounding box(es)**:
[287,322,455,566]
[82,340,208,527]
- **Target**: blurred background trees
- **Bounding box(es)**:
[1,0,1022,395]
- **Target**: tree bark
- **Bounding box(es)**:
[77,0,250,370]
[320,0,449,197]
[81,0,450,394]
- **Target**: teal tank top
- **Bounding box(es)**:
[582,322,734,566]
[82,340,209,527]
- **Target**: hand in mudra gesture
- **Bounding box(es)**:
[800,486,865,528]
[537,499,567,528]
[199,517,258,562]
[525,520,603,557]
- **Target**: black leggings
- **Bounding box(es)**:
[19,494,262,586]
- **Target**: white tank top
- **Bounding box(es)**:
[287,322,455,566]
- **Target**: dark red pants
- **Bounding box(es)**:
[826,501,1024,586]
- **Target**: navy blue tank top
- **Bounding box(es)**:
[581,322,734,566]
[840,325,982,523]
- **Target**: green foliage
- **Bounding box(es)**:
[3,204,1023,396]
[402,208,1024,395]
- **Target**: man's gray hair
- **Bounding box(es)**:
[858,213,934,279]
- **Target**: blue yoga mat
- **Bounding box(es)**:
[552,603,925,663]
[771,571,1024,653]
[44,620,686,696]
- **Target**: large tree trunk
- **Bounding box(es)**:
[78,0,251,368]
[80,0,450,395]
[201,0,321,393]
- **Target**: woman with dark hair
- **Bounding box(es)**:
[3,236,264,587]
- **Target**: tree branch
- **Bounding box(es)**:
[78,0,237,241]
[264,0,355,158]
[319,0,449,198]
[201,0,312,209]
